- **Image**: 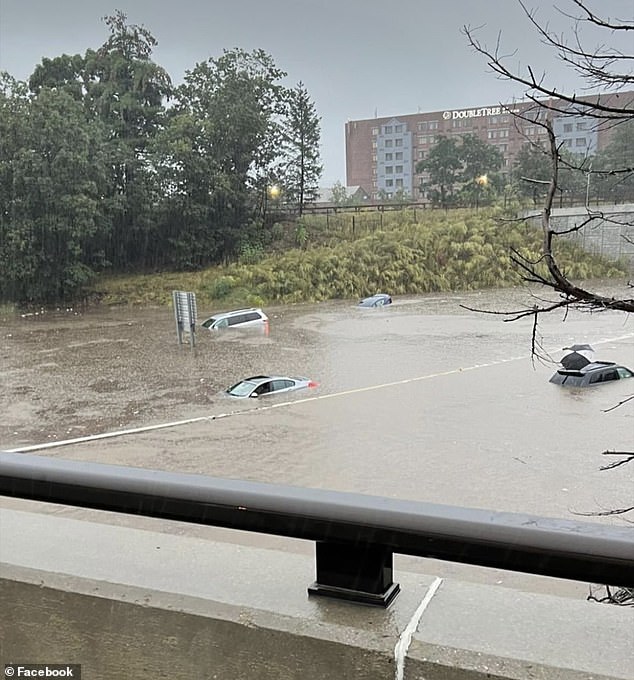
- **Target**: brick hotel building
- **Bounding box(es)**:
[345,92,632,201]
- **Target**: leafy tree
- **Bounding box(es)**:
[279,82,322,215]
[29,54,87,101]
[167,48,287,263]
[512,142,551,205]
[82,11,172,270]
[592,119,634,204]
[330,181,350,206]
[0,79,108,303]
[417,136,462,208]
[417,134,502,208]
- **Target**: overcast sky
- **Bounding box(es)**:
[1,0,632,185]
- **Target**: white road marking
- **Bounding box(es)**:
[394,577,443,680]
[6,333,632,453]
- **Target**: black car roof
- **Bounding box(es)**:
[555,361,617,376]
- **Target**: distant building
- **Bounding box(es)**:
[345,92,632,201]
[315,185,370,207]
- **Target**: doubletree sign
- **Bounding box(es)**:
[443,106,521,120]
[443,107,502,120]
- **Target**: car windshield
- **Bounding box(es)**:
[227,380,256,397]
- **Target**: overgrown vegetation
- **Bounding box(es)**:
[0,12,322,306]
[96,208,627,307]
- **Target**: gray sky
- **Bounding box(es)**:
[1,0,632,185]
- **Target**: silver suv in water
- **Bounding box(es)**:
[201,308,269,332]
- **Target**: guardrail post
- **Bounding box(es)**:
[308,542,400,606]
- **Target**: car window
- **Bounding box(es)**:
[214,318,229,328]
[201,317,216,329]
[272,379,293,391]
[616,367,633,379]
[254,381,273,395]
[227,380,255,396]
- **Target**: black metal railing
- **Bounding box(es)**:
[1,451,632,606]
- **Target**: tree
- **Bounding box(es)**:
[83,11,172,270]
[417,134,503,208]
[462,0,634,322]
[463,2,634,550]
[168,48,287,263]
[592,119,634,204]
[0,76,108,303]
[417,136,462,208]
[279,82,322,215]
[330,180,350,206]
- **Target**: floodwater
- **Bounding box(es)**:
[2,285,633,594]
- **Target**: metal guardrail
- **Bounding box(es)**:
[1,452,632,606]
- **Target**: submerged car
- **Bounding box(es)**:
[549,361,634,387]
[201,308,269,332]
[226,375,318,398]
[358,293,392,308]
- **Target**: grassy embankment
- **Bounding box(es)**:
[96,207,627,308]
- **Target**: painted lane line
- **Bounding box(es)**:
[7,332,633,453]
[394,577,444,680]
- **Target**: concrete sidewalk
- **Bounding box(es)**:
[1,507,632,679]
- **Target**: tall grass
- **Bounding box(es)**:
[96,208,627,308]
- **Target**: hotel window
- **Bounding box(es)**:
[372,140,377,148]
[394,125,403,133]
[418,150,425,159]
[372,168,377,176]
[384,125,393,134]
[563,123,573,133]
[395,165,403,174]
[576,122,587,131]
[372,154,377,162]
[418,135,427,144]
[395,151,403,160]
[385,139,393,147]
[575,137,587,147]
[563,139,572,147]
[524,126,535,135]
[428,121,439,130]
[371,127,378,135]
[488,130,497,139]
[395,178,403,188]
[501,115,510,123]
[418,122,428,131]
[385,179,394,187]
[499,129,509,138]
[395,138,403,147]
[385,152,393,161]
[499,144,508,152]
[386,166,393,174]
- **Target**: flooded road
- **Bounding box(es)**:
[2,287,633,594]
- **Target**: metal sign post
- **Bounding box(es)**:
[172,290,197,349]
